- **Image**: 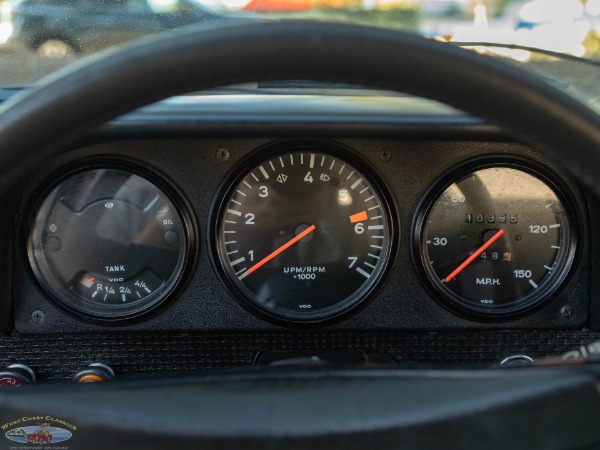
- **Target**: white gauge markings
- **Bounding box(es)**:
[230,257,246,266]
[356,267,371,279]
[259,166,269,179]
[351,178,363,190]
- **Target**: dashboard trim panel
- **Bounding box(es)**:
[12,136,591,334]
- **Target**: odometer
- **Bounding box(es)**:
[415,161,577,318]
[212,145,396,325]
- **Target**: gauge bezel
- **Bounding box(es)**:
[411,155,580,320]
[24,157,198,324]
[209,140,399,327]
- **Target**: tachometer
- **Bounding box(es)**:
[212,145,396,325]
[414,160,578,319]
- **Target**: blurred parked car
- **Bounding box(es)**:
[6,0,222,58]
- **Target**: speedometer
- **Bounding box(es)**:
[211,144,396,325]
[414,159,578,319]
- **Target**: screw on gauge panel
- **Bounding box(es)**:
[216,148,230,162]
[30,310,45,324]
[560,305,574,319]
[378,147,392,162]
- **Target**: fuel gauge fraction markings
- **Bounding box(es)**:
[214,149,394,323]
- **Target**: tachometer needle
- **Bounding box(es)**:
[444,228,505,283]
[239,224,316,280]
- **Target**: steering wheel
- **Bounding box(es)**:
[1,20,600,449]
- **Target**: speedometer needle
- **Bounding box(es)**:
[239,224,316,280]
[444,228,504,283]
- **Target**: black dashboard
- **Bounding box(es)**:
[3,92,600,383]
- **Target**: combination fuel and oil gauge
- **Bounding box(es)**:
[414,161,578,319]
[28,166,194,322]
[212,145,396,325]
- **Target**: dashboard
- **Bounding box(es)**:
[3,93,600,383]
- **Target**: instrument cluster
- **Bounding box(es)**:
[17,139,589,331]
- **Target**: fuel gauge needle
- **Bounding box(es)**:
[239,224,316,280]
[444,228,504,283]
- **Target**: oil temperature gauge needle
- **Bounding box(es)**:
[444,228,505,283]
[239,224,316,280]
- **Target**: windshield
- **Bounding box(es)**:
[0,0,598,88]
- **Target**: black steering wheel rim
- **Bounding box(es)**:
[0,20,599,197]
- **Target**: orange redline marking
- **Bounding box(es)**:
[242,225,316,278]
[88,277,95,283]
[444,228,505,283]
[349,211,368,223]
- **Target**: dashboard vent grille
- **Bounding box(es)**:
[1,329,597,383]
